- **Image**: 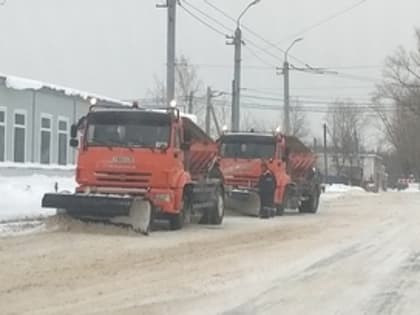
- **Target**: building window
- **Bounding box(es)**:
[58,118,68,165]
[0,109,6,162]
[40,115,52,164]
[13,111,26,163]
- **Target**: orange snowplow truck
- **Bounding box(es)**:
[42,105,225,234]
[217,131,321,218]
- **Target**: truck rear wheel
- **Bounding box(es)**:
[299,189,320,214]
[200,187,224,225]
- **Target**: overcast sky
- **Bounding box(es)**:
[0,0,419,141]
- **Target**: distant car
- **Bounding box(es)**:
[396,178,409,191]
[366,182,378,193]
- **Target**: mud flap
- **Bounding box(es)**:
[111,198,152,235]
[226,190,261,217]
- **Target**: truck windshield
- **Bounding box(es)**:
[220,139,276,159]
[86,111,171,149]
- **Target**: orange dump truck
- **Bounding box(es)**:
[42,106,224,234]
[217,131,321,218]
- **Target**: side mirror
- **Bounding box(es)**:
[70,124,78,138]
[69,138,79,148]
[180,142,191,151]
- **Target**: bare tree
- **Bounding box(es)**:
[175,55,203,105]
[325,100,366,177]
[373,28,420,177]
[147,54,203,112]
[289,100,310,139]
[146,75,166,107]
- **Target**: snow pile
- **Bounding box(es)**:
[322,184,366,201]
[0,161,75,171]
[0,174,76,221]
[324,184,366,194]
[403,183,420,193]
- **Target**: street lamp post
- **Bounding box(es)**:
[283,37,303,135]
[230,0,261,132]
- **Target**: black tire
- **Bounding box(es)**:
[169,213,183,230]
[299,189,320,214]
[169,195,190,231]
[259,207,271,219]
[200,187,224,225]
[276,204,285,216]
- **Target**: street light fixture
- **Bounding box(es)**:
[284,37,303,62]
[237,0,261,27]
[230,0,262,132]
[283,37,304,135]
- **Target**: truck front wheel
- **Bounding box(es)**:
[299,189,320,214]
[169,195,191,231]
[200,187,224,225]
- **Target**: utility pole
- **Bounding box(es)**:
[283,59,290,134]
[165,0,177,105]
[227,0,261,132]
[205,87,223,136]
[227,27,242,132]
[232,27,242,132]
[187,92,194,114]
[323,123,329,184]
[282,38,303,135]
[206,87,212,134]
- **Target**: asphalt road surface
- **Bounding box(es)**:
[1,191,420,315]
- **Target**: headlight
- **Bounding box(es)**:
[154,193,171,203]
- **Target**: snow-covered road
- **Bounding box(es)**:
[1,190,420,314]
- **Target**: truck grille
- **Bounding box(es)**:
[94,171,152,187]
[226,175,259,188]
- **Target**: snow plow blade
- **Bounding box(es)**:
[225,189,261,217]
[42,193,152,235]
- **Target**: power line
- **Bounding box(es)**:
[178,2,227,37]
[277,0,368,44]
[202,0,308,66]
[181,0,232,33]
[242,85,375,91]
[242,88,373,101]
[184,63,382,71]
[243,46,276,68]
[240,93,376,106]
[180,1,279,68]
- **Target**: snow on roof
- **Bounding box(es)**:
[0,72,130,106]
[90,106,199,124]
[222,132,274,137]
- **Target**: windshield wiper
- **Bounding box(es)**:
[126,142,156,152]
[89,139,119,151]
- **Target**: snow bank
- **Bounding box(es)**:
[324,184,366,194]
[321,184,366,201]
[403,183,420,193]
[0,174,76,221]
[0,161,75,171]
